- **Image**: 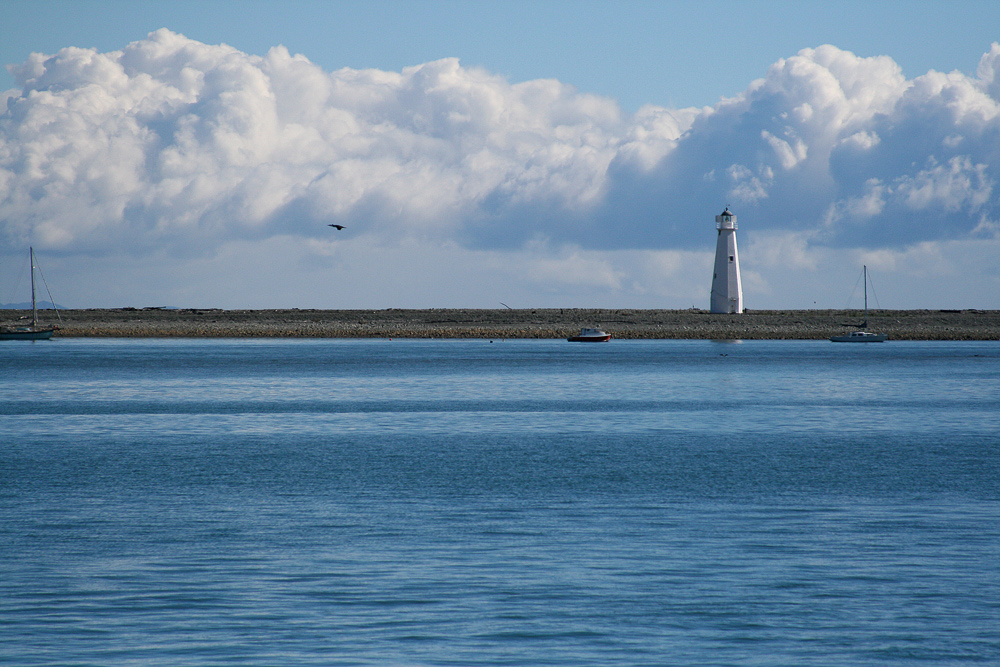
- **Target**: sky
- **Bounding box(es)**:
[2,0,1000,310]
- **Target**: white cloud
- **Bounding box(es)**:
[977,43,1000,101]
[896,156,992,213]
[840,130,880,150]
[2,32,1000,308]
[762,129,807,170]
[745,231,821,271]
[726,164,772,203]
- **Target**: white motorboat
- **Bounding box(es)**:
[568,327,611,342]
[830,330,888,343]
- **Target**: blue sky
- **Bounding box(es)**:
[2,1,1000,309]
[4,0,997,112]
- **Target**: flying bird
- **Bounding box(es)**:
[328,224,345,230]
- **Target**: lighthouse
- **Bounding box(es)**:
[710,206,743,313]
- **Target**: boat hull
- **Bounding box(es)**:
[0,327,56,340]
[568,329,611,342]
[830,332,887,342]
[832,267,885,342]
[568,327,610,342]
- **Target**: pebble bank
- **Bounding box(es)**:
[10,308,999,340]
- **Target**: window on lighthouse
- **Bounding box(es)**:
[729,256,734,262]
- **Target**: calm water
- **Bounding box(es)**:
[1,338,998,666]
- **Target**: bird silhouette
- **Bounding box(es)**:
[328,224,345,230]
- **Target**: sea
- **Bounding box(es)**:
[1,338,998,666]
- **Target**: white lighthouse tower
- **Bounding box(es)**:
[710,206,743,313]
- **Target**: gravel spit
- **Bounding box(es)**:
[12,307,999,340]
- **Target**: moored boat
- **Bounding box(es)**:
[829,330,887,343]
[1,247,58,341]
[0,325,55,340]
[568,327,611,342]
[830,265,886,343]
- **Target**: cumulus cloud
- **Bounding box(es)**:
[2,31,1000,308]
[1,30,630,253]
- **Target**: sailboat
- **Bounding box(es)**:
[830,265,887,342]
[1,247,58,340]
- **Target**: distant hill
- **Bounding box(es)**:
[0,301,66,310]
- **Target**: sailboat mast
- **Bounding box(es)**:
[30,247,38,328]
[863,265,868,323]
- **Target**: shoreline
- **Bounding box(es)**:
[7,308,1000,340]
